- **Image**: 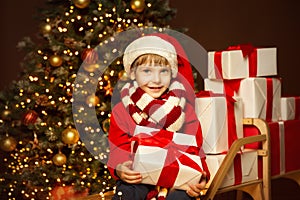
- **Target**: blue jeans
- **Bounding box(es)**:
[112,181,195,200]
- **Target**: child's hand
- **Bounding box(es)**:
[116,160,142,184]
[186,172,207,198]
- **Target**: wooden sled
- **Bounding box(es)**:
[77,118,300,200]
[202,118,271,200]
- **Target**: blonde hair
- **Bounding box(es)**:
[131,54,170,70]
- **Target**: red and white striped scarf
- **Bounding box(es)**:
[121,80,187,132]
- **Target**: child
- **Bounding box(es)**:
[107,35,209,200]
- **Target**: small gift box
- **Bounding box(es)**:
[280,96,300,120]
[208,44,277,80]
[132,125,203,190]
[206,150,258,188]
[205,77,281,121]
[195,91,243,154]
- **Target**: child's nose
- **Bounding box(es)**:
[152,72,161,83]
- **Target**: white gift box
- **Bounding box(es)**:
[208,47,277,80]
[206,150,258,188]
[195,95,243,154]
[205,78,281,121]
[132,125,203,190]
[280,97,300,120]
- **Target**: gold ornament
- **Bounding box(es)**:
[83,64,99,73]
[53,152,67,166]
[49,55,63,67]
[73,0,91,9]
[130,0,146,13]
[61,128,80,145]
[118,70,129,81]
[41,23,52,34]
[86,94,100,106]
[0,136,17,152]
[1,109,12,120]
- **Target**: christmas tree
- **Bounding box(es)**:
[0,0,176,199]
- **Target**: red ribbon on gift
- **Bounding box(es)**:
[214,44,258,79]
[132,130,203,188]
[195,90,226,98]
[223,85,243,184]
[223,79,242,97]
[233,154,242,185]
[195,90,214,98]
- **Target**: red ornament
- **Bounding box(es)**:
[81,48,98,64]
[22,110,39,126]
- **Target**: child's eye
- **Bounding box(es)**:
[160,68,170,74]
[143,69,151,73]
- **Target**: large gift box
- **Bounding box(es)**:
[208,45,277,80]
[244,120,300,176]
[195,91,243,154]
[206,150,258,188]
[205,77,281,121]
[132,125,204,190]
[280,96,300,120]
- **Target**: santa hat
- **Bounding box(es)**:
[123,34,195,89]
[123,33,196,104]
[123,35,178,78]
[149,33,195,89]
[150,33,196,106]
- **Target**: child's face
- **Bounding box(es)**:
[131,64,172,98]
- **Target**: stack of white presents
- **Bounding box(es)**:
[195,44,300,188]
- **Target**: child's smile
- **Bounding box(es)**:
[131,64,172,98]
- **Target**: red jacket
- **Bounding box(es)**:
[107,101,210,180]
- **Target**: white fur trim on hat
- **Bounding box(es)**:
[123,36,178,78]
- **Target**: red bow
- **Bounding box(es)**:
[214,43,258,78]
[227,43,255,57]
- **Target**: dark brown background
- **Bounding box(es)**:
[1,0,300,199]
[1,0,300,95]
